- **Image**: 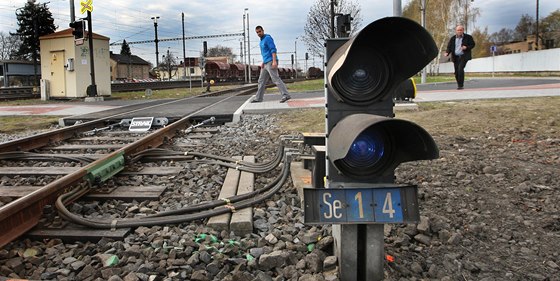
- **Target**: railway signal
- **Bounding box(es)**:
[336,13,352,37]
[69,20,85,40]
[303,17,439,280]
[203,41,208,57]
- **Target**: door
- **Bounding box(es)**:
[50,51,66,97]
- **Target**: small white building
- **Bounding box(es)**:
[39,28,111,99]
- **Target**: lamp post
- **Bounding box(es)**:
[245,8,251,83]
[182,12,186,80]
[294,38,298,79]
[243,9,248,83]
[393,0,402,17]
[464,0,474,33]
[420,0,427,84]
[330,0,336,38]
[151,16,160,76]
[536,0,540,50]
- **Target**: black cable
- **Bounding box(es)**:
[0,151,95,164]
[129,145,285,173]
[55,155,292,229]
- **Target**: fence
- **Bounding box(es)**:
[437,48,560,74]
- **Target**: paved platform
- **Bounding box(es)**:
[0,78,558,121]
[60,96,251,126]
[0,104,118,116]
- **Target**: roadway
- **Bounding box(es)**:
[0,77,558,119]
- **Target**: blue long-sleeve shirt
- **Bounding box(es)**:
[259,34,277,64]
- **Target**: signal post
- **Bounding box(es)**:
[69,0,98,98]
[303,17,439,280]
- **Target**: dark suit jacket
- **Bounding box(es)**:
[446,33,476,62]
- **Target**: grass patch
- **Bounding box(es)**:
[275,97,560,139]
[396,96,560,137]
[276,108,325,133]
[411,76,455,84]
[266,79,324,94]
[0,116,60,134]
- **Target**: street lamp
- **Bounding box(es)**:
[245,8,251,83]
[243,9,248,83]
[151,16,160,72]
[294,37,299,79]
[536,0,540,49]
[420,0,427,84]
[464,0,474,33]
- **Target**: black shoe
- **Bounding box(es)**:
[457,86,464,90]
[280,96,291,103]
[250,99,261,103]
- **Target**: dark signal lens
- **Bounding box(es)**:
[344,128,385,168]
[331,47,390,105]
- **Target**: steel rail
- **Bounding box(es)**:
[0,86,256,153]
[0,88,252,248]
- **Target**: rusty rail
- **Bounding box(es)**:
[0,90,246,248]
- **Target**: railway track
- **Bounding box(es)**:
[0,85,294,248]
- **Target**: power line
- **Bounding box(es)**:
[110,32,243,46]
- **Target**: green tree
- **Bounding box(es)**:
[160,50,177,80]
[490,28,515,45]
[403,0,479,72]
[303,0,362,57]
[120,40,132,56]
[11,0,57,60]
[471,27,491,58]
[207,45,235,61]
[514,14,535,41]
[540,9,560,48]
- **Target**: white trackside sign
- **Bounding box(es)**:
[129,117,154,132]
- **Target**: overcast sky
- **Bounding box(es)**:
[0,0,557,68]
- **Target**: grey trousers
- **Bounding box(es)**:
[254,61,291,101]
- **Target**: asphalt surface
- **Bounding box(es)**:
[415,77,560,91]
[0,78,558,121]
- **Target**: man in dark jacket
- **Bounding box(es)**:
[445,25,475,90]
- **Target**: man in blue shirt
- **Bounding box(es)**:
[252,25,291,103]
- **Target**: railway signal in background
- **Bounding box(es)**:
[303,17,439,280]
[203,41,208,57]
[69,20,85,40]
[335,13,352,38]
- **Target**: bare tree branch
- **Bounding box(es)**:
[0,32,21,60]
[303,0,362,57]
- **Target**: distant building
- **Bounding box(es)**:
[0,60,41,87]
[501,34,544,54]
[159,57,204,81]
[499,32,560,55]
[110,52,151,81]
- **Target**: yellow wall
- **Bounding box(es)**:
[170,66,203,80]
[40,35,111,98]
